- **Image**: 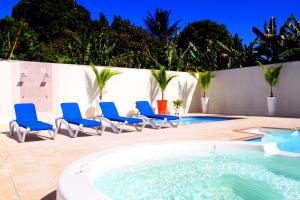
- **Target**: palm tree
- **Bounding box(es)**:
[252,16,285,63]
[90,64,121,100]
[258,62,282,97]
[151,64,177,100]
[144,9,180,43]
[190,71,213,97]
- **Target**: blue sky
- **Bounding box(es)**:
[1,0,299,44]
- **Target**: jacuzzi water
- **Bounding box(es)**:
[93,148,300,200]
[246,128,300,153]
[154,116,237,125]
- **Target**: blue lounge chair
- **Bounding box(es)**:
[135,101,181,129]
[9,103,56,143]
[96,102,145,133]
[55,103,104,138]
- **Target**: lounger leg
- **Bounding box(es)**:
[134,122,145,132]
[73,125,82,138]
[131,115,160,129]
[57,121,62,133]
[48,129,57,140]
[56,118,76,137]
[55,118,62,133]
[15,126,23,142]
[95,116,119,133]
[143,117,160,129]
[167,117,181,128]
[95,126,103,136]
[118,123,126,134]
[9,121,16,136]
[152,118,162,129]
[21,128,30,143]
[9,121,13,136]
[9,122,23,142]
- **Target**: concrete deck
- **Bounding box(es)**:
[1,114,300,200]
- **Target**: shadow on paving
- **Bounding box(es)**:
[41,190,56,200]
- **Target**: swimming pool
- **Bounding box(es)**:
[57,142,300,200]
[154,116,238,125]
[244,128,300,153]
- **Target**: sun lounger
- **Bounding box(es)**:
[135,101,181,129]
[96,102,145,133]
[55,102,104,137]
[9,103,56,143]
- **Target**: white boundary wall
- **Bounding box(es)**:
[207,61,300,117]
[0,60,200,124]
[0,60,300,124]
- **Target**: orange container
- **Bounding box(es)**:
[157,100,168,114]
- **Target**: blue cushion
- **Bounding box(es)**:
[14,103,38,122]
[149,114,179,120]
[100,102,142,124]
[65,118,102,127]
[136,101,155,116]
[99,102,120,118]
[136,101,179,120]
[17,121,53,131]
[108,116,143,124]
[61,103,83,120]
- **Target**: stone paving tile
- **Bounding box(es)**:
[0,115,300,199]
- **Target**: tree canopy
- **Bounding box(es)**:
[178,20,229,50]
[12,0,91,42]
[0,1,299,71]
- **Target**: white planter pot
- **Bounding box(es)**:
[267,97,276,116]
[201,97,210,113]
[94,98,102,115]
[174,107,180,115]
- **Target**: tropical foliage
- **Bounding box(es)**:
[172,99,184,108]
[0,0,299,71]
[279,14,300,61]
[144,9,180,43]
[252,15,300,64]
[252,17,285,63]
[151,65,177,99]
[190,71,213,97]
[258,62,282,97]
[90,64,121,100]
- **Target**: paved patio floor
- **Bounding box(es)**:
[1,114,300,200]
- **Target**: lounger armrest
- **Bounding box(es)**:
[55,117,64,128]
[93,115,113,126]
[94,115,120,133]
[9,120,17,136]
[9,120,16,126]
[128,114,148,121]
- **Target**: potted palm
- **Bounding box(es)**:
[172,99,183,115]
[259,62,282,116]
[90,64,121,100]
[151,65,177,114]
[190,71,213,113]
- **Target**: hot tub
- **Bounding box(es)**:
[57,141,300,200]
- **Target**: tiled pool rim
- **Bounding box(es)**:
[171,116,241,124]
[56,141,300,200]
[235,126,300,141]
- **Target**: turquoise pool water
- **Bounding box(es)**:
[246,129,300,153]
[93,149,300,200]
[154,116,237,125]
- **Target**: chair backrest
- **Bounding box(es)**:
[61,103,83,120]
[136,101,154,116]
[99,102,120,118]
[14,103,38,122]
